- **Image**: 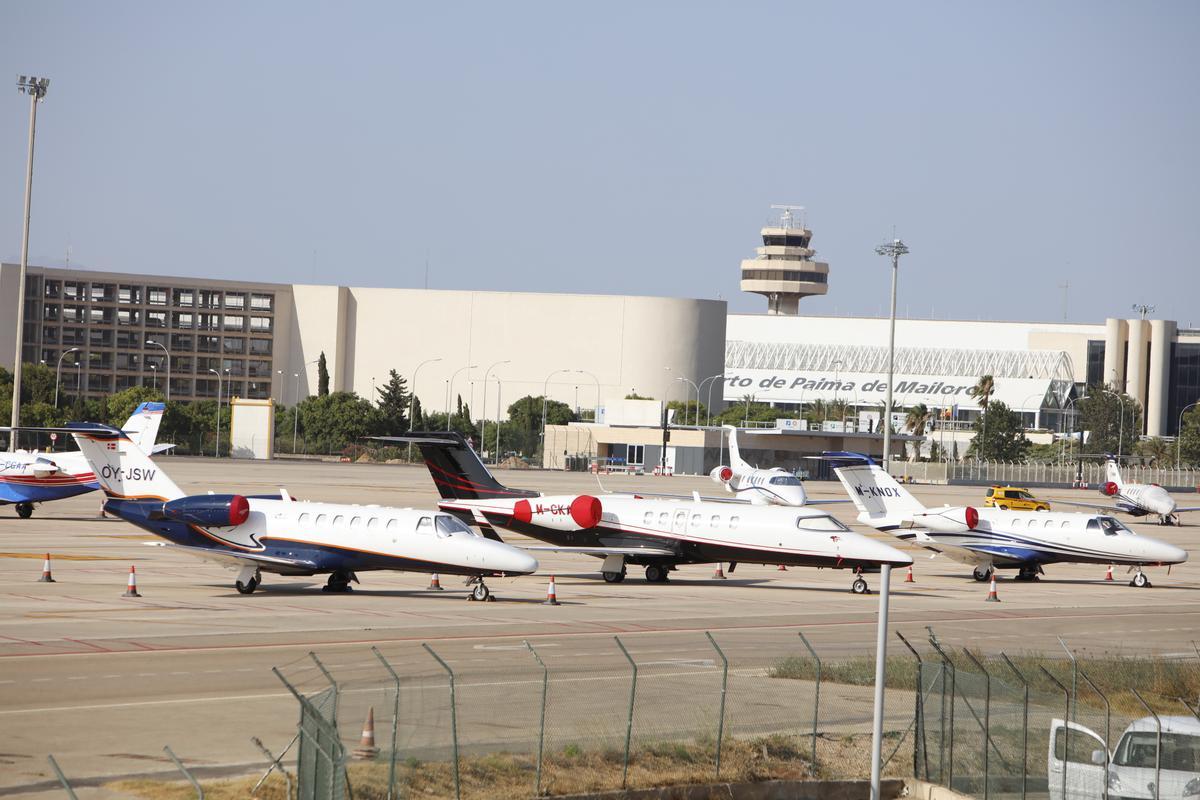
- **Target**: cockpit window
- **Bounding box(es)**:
[435,515,475,538]
[796,514,850,532]
[1098,516,1129,536]
[770,476,801,486]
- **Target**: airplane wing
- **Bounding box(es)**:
[143,542,318,572]
[891,529,989,566]
[1048,499,1129,514]
[624,490,850,506]
[520,545,679,557]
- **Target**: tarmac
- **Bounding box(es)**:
[1,456,1198,797]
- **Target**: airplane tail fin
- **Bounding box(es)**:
[723,425,749,470]
[1105,458,1124,488]
[371,432,539,500]
[822,452,925,531]
[66,423,185,501]
[122,402,165,453]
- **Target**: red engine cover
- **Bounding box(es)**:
[513,499,533,523]
[570,495,602,528]
[964,506,979,529]
[229,494,250,526]
[1101,481,1119,497]
[718,466,733,482]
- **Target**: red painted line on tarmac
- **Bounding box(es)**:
[63,638,112,652]
[0,634,46,646]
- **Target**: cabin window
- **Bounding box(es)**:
[729,516,740,530]
[1044,519,1053,529]
[367,517,379,530]
[691,514,702,526]
[658,512,669,527]
[416,517,433,534]
[332,515,345,526]
[1012,519,1023,529]
[350,516,362,528]
[316,514,328,526]
[711,515,720,526]
[644,512,653,525]
[385,519,398,530]
[298,513,311,524]
[1061,521,1070,528]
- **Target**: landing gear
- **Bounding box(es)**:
[1161,514,1179,526]
[851,576,869,594]
[235,568,261,594]
[322,570,356,593]
[1130,569,1151,588]
[644,564,670,583]
[1015,565,1041,582]
[972,566,994,582]
[466,576,495,601]
[15,502,33,519]
[602,569,627,583]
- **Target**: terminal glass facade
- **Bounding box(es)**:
[1168,342,1200,436]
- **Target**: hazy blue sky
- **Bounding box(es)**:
[3,2,1198,324]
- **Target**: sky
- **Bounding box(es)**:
[2,2,1198,325]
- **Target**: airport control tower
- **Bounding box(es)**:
[740,205,829,314]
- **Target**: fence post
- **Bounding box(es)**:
[1079,671,1110,800]
[704,632,729,780]
[422,643,460,800]
[523,640,550,796]
[961,649,991,800]
[927,632,956,789]
[615,636,638,789]
[896,632,928,779]
[251,736,294,800]
[163,745,204,800]
[1131,689,1161,800]
[372,646,402,800]
[1058,637,1078,723]
[796,631,821,772]
[310,651,340,722]
[46,755,78,800]
[999,654,1029,800]
[1039,666,1070,800]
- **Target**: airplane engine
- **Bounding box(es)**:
[161,494,250,528]
[912,506,979,533]
[1099,481,1119,497]
[710,466,733,484]
[512,495,602,530]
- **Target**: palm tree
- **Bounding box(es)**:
[905,403,932,460]
[968,375,995,460]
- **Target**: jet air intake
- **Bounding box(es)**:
[1100,482,1119,497]
[512,495,602,530]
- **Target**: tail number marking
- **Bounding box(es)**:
[100,465,157,481]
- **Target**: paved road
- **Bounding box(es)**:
[1,458,1197,796]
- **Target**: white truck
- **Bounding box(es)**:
[1049,716,1200,799]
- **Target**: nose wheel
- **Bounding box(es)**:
[1130,569,1151,588]
[466,577,495,601]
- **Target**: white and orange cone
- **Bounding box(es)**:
[777,564,788,572]
[427,573,443,591]
[904,565,914,583]
[123,565,142,597]
[985,573,1000,602]
[1104,564,1114,582]
[352,706,379,760]
[544,575,559,605]
[712,563,727,580]
[38,553,55,583]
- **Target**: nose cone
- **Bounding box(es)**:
[485,541,539,575]
[1150,488,1176,515]
[1152,540,1188,565]
[846,532,913,566]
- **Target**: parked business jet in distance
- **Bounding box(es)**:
[0,402,169,518]
[7,423,537,599]
[709,425,846,507]
[377,432,910,593]
[825,451,1187,588]
[1056,457,1199,526]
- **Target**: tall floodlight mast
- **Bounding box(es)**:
[875,238,909,470]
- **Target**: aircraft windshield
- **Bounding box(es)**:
[796,515,850,532]
[1113,731,1200,770]
[770,476,802,486]
[435,515,476,538]
[1099,516,1133,536]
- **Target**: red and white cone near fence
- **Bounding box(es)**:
[123,565,142,597]
[544,575,559,605]
[427,573,443,591]
[352,706,379,760]
[1104,564,1114,581]
[712,563,727,580]
[904,565,914,583]
[985,573,1000,602]
[38,553,55,583]
[777,564,788,571]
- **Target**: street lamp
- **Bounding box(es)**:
[481,360,511,446]
[675,377,699,425]
[446,364,477,431]
[698,373,723,426]
[145,339,171,401]
[1101,388,1129,462]
[54,347,79,408]
[573,369,601,422]
[208,368,223,457]
[8,75,50,451]
[275,369,283,401]
[541,368,572,463]
[293,359,320,454]
[1177,400,1199,470]
[875,238,909,469]
[150,364,157,391]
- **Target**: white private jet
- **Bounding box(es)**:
[709,426,843,507]
[10,423,537,600]
[1056,457,1200,526]
[824,451,1187,588]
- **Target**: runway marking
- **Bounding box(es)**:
[0,552,123,561]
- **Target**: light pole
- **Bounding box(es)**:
[1101,388,1129,462]
[875,238,909,469]
[698,373,723,426]
[1177,401,1199,470]
[540,368,572,463]
[574,369,601,422]
[8,75,50,451]
[208,368,223,457]
[145,339,171,401]
[445,364,477,432]
[54,347,79,408]
[675,377,700,425]
[150,364,157,391]
[494,377,503,465]
[275,369,283,401]
[481,360,511,447]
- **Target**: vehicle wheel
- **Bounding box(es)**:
[972,566,993,582]
[998,505,1008,511]
[15,502,33,519]
[1131,572,1150,588]
[602,570,626,583]
[645,564,667,583]
[472,583,490,602]
[235,576,259,594]
[851,577,869,594]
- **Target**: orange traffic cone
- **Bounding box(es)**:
[427,573,443,591]
[985,573,1000,602]
[353,706,379,760]
[544,575,559,605]
[712,563,727,580]
[777,564,788,571]
[38,553,55,583]
[904,565,914,583]
[123,565,141,597]
[1104,564,1114,581]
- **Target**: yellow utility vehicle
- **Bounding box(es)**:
[984,486,1051,511]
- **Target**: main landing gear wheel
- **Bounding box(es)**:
[1130,571,1151,588]
[602,569,627,583]
[998,505,1009,511]
[973,566,993,582]
[322,571,354,592]
[15,502,33,519]
[851,577,869,595]
[1015,566,1040,582]
[469,582,494,602]
[644,564,670,583]
[236,573,261,594]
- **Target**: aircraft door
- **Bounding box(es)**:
[1048,718,1107,800]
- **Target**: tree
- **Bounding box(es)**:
[666,400,707,426]
[904,403,932,460]
[411,396,425,430]
[374,370,411,434]
[317,352,330,396]
[967,374,995,459]
[624,392,653,400]
[1078,389,1140,458]
[1135,436,1172,467]
[1179,405,1200,467]
[966,400,1030,461]
[106,386,165,426]
[296,391,380,454]
[504,395,575,456]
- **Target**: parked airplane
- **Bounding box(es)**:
[709,425,846,507]
[824,451,1187,588]
[8,423,537,599]
[1056,457,1200,526]
[0,402,168,518]
[378,432,911,593]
